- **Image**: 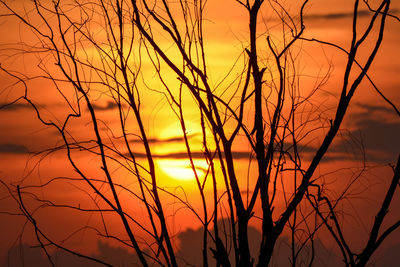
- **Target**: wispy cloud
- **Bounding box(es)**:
[324,113,399,163]
[304,9,398,21]
[129,134,198,144]
[354,102,397,114]
[123,116,398,163]
[91,101,119,111]
[305,10,371,20]
[0,144,29,154]
[0,102,31,111]
[124,150,251,160]
[124,145,314,160]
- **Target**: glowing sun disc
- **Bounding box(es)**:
[158,159,206,181]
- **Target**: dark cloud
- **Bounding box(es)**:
[124,151,204,159]
[125,133,397,163]
[304,8,399,21]
[355,118,399,161]
[176,219,341,267]
[305,8,399,21]
[304,8,400,21]
[0,102,31,111]
[324,115,399,163]
[5,222,399,266]
[265,8,400,24]
[124,150,253,160]
[123,141,316,161]
[154,151,204,159]
[305,10,371,20]
[124,116,397,163]
[306,101,400,163]
[129,133,198,145]
[91,101,119,111]
[354,102,397,114]
[0,144,29,154]
[376,243,400,267]
[5,241,141,267]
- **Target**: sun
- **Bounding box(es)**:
[157,159,207,181]
[153,120,211,181]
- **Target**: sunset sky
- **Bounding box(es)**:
[0,0,399,266]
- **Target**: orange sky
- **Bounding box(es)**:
[0,0,399,266]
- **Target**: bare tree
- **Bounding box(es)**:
[0,0,398,266]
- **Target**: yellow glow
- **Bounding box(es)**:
[154,120,211,181]
[158,159,208,181]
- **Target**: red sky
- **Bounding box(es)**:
[0,0,399,266]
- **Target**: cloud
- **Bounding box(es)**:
[123,151,204,159]
[123,141,317,161]
[5,241,141,267]
[176,219,261,266]
[175,219,341,267]
[125,133,397,163]
[123,150,253,160]
[324,113,399,163]
[122,114,396,163]
[306,8,400,22]
[354,102,397,114]
[305,10,372,20]
[304,8,399,21]
[0,144,29,154]
[375,243,400,267]
[5,224,399,266]
[302,102,400,163]
[91,101,119,111]
[0,102,31,111]
[354,118,399,161]
[129,133,198,145]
